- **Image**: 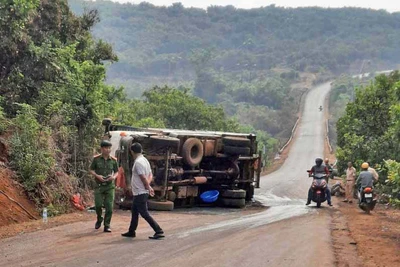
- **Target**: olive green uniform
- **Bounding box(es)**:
[90,155,118,227]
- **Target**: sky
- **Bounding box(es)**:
[109,0,400,12]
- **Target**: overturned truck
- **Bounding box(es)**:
[103,119,262,211]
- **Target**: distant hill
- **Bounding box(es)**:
[69,0,400,96]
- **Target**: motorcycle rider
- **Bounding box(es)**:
[319,105,323,111]
[356,162,375,199]
[306,157,332,206]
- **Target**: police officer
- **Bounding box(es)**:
[89,140,118,232]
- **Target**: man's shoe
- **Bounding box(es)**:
[149,231,165,239]
[95,220,102,230]
[342,199,349,202]
[348,200,353,204]
[104,227,112,233]
[305,202,311,206]
[121,232,136,238]
[328,203,333,206]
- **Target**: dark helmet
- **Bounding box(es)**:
[100,140,112,147]
[315,157,323,166]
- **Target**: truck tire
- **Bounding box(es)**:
[223,145,250,156]
[167,191,177,202]
[221,189,246,199]
[147,200,174,211]
[182,138,204,166]
[149,136,180,153]
[222,137,251,147]
[220,197,246,208]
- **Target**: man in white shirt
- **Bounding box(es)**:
[121,143,164,239]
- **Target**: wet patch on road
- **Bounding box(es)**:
[177,192,315,238]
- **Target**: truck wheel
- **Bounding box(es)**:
[149,136,180,153]
[167,191,177,202]
[182,138,204,166]
[222,137,251,147]
[147,200,174,211]
[223,145,250,156]
[221,189,246,199]
[220,197,246,208]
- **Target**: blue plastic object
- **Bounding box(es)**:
[200,190,220,203]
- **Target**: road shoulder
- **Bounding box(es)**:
[331,196,400,267]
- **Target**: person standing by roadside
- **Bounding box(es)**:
[122,143,164,239]
[89,140,118,232]
[367,162,379,182]
[343,162,356,203]
[324,158,334,182]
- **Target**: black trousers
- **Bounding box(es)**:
[129,194,162,233]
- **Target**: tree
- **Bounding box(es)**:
[336,71,400,173]
[137,86,239,132]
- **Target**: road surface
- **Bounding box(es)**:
[0,83,334,267]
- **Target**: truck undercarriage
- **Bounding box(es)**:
[103,119,262,211]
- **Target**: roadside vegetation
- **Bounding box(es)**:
[335,71,400,205]
[328,74,377,148]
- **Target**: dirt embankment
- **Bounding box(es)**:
[0,137,38,228]
[0,168,38,227]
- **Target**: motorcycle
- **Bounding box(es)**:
[319,106,323,112]
[358,187,377,214]
[307,171,328,208]
[331,181,344,197]
[331,180,358,199]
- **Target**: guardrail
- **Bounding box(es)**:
[278,88,308,154]
[326,119,333,153]
[279,116,300,153]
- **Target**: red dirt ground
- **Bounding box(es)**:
[0,167,39,227]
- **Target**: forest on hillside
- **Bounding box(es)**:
[69,0,400,94]
[68,0,400,147]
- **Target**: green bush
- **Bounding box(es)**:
[0,97,6,134]
[10,104,55,191]
[384,160,400,202]
[0,109,6,135]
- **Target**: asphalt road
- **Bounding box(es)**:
[0,83,334,267]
